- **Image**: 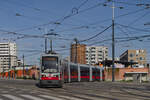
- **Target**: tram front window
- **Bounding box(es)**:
[42,57,58,73]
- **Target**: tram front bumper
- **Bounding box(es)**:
[39,80,62,87]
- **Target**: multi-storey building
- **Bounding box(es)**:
[0,43,17,72]
[120,49,147,67]
[70,44,108,65]
[70,44,86,64]
[86,46,108,65]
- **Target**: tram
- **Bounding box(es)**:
[38,53,63,87]
[38,52,104,88]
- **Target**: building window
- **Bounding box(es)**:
[91,47,95,49]
[99,51,102,53]
[140,57,143,60]
[129,53,134,57]
[130,60,134,62]
[98,54,102,56]
[91,51,95,53]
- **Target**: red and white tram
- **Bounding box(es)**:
[38,53,104,88]
[38,53,63,87]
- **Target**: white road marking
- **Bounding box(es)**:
[39,95,65,100]
[21,95,44,100]
[2,94,24,100]
[1,91,8,93]
[58,95,84,100]
[72,94,103,100]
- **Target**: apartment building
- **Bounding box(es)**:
[70,44,108,65]
[120,49,147,67]
[70,44,86,64]
[0,43,17,72]
[85,46,108,65]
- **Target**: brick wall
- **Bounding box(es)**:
[104,68,149,81]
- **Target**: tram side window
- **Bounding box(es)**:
[80,67,89,76]
[92,68,97,76]
[64,63,68,76]
[70,65,78,77]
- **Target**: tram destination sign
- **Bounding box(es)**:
[42,57,57,61]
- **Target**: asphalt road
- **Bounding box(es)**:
[0,79,150,100]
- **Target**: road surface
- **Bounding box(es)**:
[0,79,150,100]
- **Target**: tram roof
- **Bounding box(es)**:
[70,62,103,69]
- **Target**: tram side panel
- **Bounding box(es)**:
[62,61,104,83]
[70,64,78,82]
[62,62,69,83]
[80,66,90,82]
[96,68,100,81]
[92,68,97,81]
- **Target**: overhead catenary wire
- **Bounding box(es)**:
[87,33,150,46]
[52,0,109,31]
[116,23,150,32]
[127,10,150,26]
[109,0,150,7]
[48,7,150,35]
[2,3,148,37]
[2,0,150,63]
[79,24,112,42]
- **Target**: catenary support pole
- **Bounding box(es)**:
[23,54,25,78]
[45,38,47,54]
[50,39,52,52]
[112,1,115,82]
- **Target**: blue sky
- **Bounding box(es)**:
[0,0,150,65]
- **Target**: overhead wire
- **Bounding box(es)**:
[79,24,112,42]
[127,10,150,26]
[52,0,108,31]
[2,2,147,37]
[116,23,150,32]
[51,7,150,35]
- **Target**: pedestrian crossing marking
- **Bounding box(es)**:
[39,95,65,100]
[71,94,102,100]
[1,94,101,100]
[2,94,24,100]
[21,95,44,100]
[58,95,84,100]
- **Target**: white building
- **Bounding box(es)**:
[86,46,108,65]
[0,43,17,72]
